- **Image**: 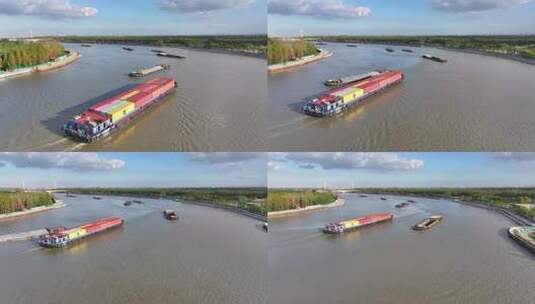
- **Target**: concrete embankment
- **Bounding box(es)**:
[35,50,81,72]
[455,201,534,227]
[178,200,267,222]
[268,198,345,219]
[0,229,48,243]
[0,200,65,221]
[268,49,333,73]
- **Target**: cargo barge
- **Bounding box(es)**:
[38,217,124,248]
[412,215,443,231]
[423,54,447,63]
[324,71,381,87]
[323,213,393,234]
[157,52,186,59]
[163,210,178,221]
[128,64,170,77]
[63,77,177,142]
[303,70,403,117]
[395,202,410,208]
[508,226,535,253]
[123,47,134,51]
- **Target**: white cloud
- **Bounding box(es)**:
[275,152,424,172]
[0,0,98,18]
[157,0,253,13]
[0,153,125,171]
[492,152,535,162]
[188,152,265,164]
[268,0,371,18]
[432,0,531,12]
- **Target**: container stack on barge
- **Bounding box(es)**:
[323,213,393,234]
[508,226,535,253]
[303,70,403,117]
[38,217,124,248]
[63,77,177,142]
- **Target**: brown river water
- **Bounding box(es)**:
[267,43,535,151]
[269,193,535,304]
[0,44,267,152]
[0,193,266,304]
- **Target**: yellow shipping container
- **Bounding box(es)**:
[102,100,136,123]
[67,228,88,240]
[342,219,360,229]
[335,87,364,104]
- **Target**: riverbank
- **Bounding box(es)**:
[0,50,80,80]
[268,197,344,218]
[268,49,332,73]
[0,200,65,221]
[63,191,266,221]
[177,199,267,222]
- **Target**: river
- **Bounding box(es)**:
[269,193,535,304]
[0,44,267,152]
[267,43,535,151]
[0,193,266,304]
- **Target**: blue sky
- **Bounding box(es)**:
[0,153,266,189]
[268,0,535,36]
[0,0,266,37]
[268,153,535,188]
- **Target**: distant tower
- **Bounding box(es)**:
[299,29,304,38]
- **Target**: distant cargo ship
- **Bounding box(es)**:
[157,52,186,59]
[346,44,357,48]
[385,48,395,52]
[402,49,414,53]
[323,213,393,234]
[508,226,535,253]
[123,47,134,51]
[63,77,177,142]
[303,70,403,117]
[38,217,124,248]
[395,202,410,208]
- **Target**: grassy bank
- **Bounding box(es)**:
[315,35,535,60]
[55,35,266,55]
[64,188,267,216]
[0,40,66,71]
[354,188,535,220]
[0,191,56,214]
[267,190,337,212]
[268,38,319,65]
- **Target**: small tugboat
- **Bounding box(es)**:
[412,215,443,231]
[93,196,102,200]
[395,202,410,208]
[163,210,178,221]
[123,201,132,207]
[123,47,134,51]
[422,54,447,63]
[402,49,414,53]
[263,222,268,232]
[385,48,395,52]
